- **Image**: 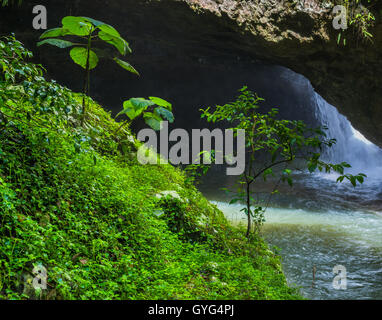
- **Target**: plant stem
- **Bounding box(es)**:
[81,31,92,126]
[245,181,251,238]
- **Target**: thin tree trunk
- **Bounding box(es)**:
[81,33,92,126]
[246,182,251,238]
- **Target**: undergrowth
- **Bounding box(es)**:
[0,35,302,300]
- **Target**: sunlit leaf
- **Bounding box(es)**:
[117,99,146,120]
[117,107,136,120]
[98,24,120,37]
[99,31,131,55]
[149,96,172,110]
[69,47,98,70]
[62,16,92,36]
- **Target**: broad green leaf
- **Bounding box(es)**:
[130,98,154,109]
[131,108,146,119]
[144,113,162,131]
[98,24,121,37]
[37,39,74,48]
[117,107,136,120]
[149,96,172,110]
[116,100,134,118]
[114,58,139,75]
[69,47,98,70]
[145,117,162,131]
[117,100,145,120]
[39,27,72,39]
[62,16,92,36]
[116,99,150,120]
[154,107,174,123]
[99,32,131,55]
[81,16,106,27]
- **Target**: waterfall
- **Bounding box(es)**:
[210,67,382,301]
[312,93,382,173]
[279,67,382,173]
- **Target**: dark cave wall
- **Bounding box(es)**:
[1,0,381,146]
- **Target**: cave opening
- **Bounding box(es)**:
[2,0,382,301]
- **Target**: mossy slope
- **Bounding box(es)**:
[0,36,301,300]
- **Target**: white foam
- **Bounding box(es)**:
[212,201,382,248]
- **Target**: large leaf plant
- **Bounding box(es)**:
[37,16,139,124]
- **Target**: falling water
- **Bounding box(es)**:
[203,68,382,299]
[313,92,382,172]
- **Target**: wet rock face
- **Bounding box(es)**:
[1,0,381,146]
[179,0,382,146]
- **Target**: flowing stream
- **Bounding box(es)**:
[199,71,382,299]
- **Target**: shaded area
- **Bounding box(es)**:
[1,0,381,146]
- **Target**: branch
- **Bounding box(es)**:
[248,156,293,185]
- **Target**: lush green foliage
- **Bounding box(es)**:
[0,36,301,300]
[1,0,22,6]
[200,87,366,237]
[37,16,137,75]
[37,16,138,123]
[337,0,376,45]
[116,96,174,132]
[184,153,214,186]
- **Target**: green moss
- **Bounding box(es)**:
[0,36,302,300]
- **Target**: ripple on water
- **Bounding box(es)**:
[212,201,382,300]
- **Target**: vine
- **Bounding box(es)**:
[337,0,376,45]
